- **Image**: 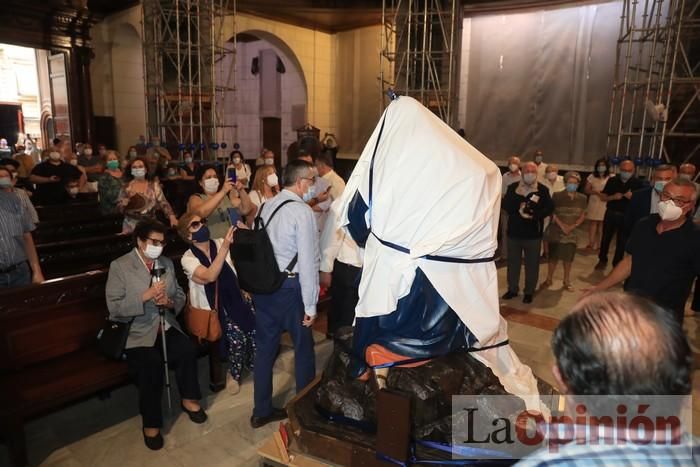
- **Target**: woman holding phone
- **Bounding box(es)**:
[187,166,254,238]
[178,213,255,394]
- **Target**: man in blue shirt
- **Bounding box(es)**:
[250,159,320,428]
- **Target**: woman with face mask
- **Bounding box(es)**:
[540,172,587,292]
[97,150,125,215]
[117,157,178,233]
[227,150,251,189]
[186,166,254,238]
[247,165,280,215]
[177,213,255,395]
[105,219,206,451]
[179,151,197,180]
[584,157,611,251]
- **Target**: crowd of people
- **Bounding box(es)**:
[499,152,699,323]
[0,136,698,459]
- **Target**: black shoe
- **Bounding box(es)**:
[143,430,164,451]
[594,261,607,271]
[181,402,208,424]
[523,294,533,304]
[250,408,287,429]
[501,291,517,300]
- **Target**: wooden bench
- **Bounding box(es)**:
[0,271,128,467]
[34,197,101,223]
[33,214,124,245]
[37,233,134,279]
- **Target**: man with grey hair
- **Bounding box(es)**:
[517,291,695,466]
[625,163,677,233]
[586,178,700,322]
[250,159,319,429]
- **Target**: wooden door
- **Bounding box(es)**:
[261,117,282,167]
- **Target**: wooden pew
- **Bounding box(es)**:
[0,270,128,467]
[33,214,124,245]
[37,233,134,279]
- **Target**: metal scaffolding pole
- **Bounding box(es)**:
[380,0,461,127]
[142,0,237,160]
[606,0,700,171]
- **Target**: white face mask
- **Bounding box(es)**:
[184,157,193,164]
[84,149,93,156]
[264,158,274,166]
[68,187,79,196]
[203,178,220,193]
[523,173,537,185]
[266,173,279,187]
[69,159,78,166]
[49,152,61,161]
[509,164,519,173]
[144,244,163,260]
[129,150,137,159]
[679,173,693,181]
[233,157,241,165]
[131,167,146,179]
[0,177,11,188]
[546,172,557,182]
[657,200,684,222]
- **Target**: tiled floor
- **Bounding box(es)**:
[1,238,698,466]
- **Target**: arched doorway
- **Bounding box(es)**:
[216,30,308,166]
[111,23,146,153]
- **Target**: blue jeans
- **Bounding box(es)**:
[0,261,31,288]
[252,277,315,417]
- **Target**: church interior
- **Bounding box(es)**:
[0,0,698,466]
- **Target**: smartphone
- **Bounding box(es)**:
[227,207,241,227]
[227,168,237,183]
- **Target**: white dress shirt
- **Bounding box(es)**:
[321,169,345,201]
[320,198,363,272]
[181,238,236,309]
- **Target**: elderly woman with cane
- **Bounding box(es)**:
[105,219,207,451]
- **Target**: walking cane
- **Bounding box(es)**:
[151,259,172,411]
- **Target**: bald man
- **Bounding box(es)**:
[595,160,645,270]
[517,292,694,466]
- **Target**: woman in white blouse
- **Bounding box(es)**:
[247,165,279,223]
[178,212,255,395]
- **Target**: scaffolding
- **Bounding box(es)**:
[142,0,237,160]
[379,0,461,126]
[606,0,700,169]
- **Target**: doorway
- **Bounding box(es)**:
[262,117,282,167]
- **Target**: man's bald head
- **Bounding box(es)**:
[552,292,691,396]
[508,155,521,166]
[679,163,696,180]
[521,161,538,175]
[619,160,636,172]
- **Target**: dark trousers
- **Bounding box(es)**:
[252,277,315,418]
[506,237,541,295]
[125,328,202,428]
[329,260,361,335]
[599,210,627,266]
[0,261,31,288]
[693,277,700,312]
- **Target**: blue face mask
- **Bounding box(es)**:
[302,185,316,203]
[566,183,578,193]
[654,180,667,193]
[596,165,607,174]
[619,171,633,182]
[191,225,210,243]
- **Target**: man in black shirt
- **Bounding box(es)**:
[29,151,82,205]
[586,178,699,323]
[501,162,554,304]
[595,160,645,270]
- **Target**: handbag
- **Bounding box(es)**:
[97,317,134,360]
[184,280,222,342]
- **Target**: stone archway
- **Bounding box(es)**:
[216,30,308,166]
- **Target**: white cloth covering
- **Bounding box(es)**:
[336,96,543,410]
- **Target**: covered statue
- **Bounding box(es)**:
[335,95,542,409]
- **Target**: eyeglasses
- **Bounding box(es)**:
[147,237,167,246]
[659,191,692,207]
[188,219,207,230]
[302,177,315,182]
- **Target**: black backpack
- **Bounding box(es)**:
[231,200,298,294]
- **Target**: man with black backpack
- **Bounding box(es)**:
[248,159,320,428]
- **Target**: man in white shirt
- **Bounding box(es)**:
[315,151,345,202]
[319,198,363,337]
[534,149,547,183]
[298,152,332,232]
